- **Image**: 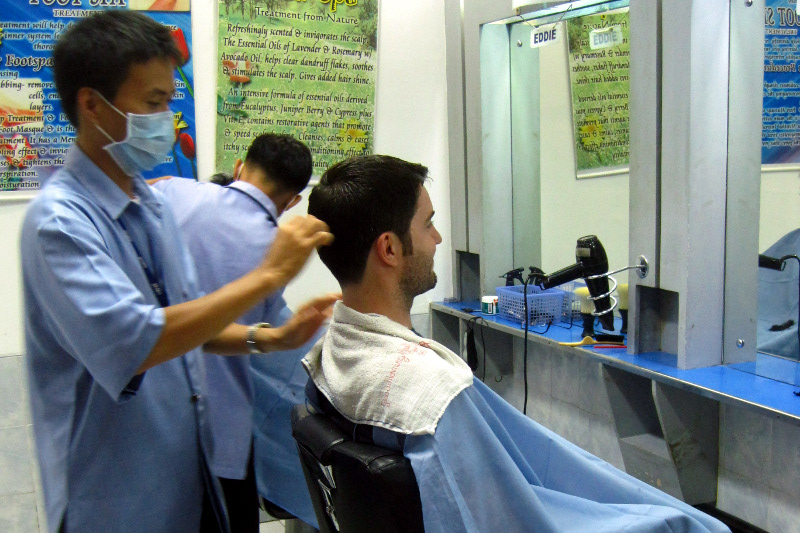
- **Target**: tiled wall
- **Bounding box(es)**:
[475,330,800,533]
[0,354,44,533]
[482,336,625,470]
[718,403,800,533]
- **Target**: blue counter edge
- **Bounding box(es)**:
[432,301,800,424]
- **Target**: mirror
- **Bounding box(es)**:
[504,0,631,320]
[729,0,800,385]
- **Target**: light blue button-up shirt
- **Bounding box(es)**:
[153,178,287,479]
[22,147,215,533]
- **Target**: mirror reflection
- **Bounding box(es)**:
[755,0,800,364]
[728,0,800,385]
[757,229,799,361]
[507,0,631,301]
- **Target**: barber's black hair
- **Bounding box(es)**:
[53,10,181,126]
[245,133,313,194]
[308,155,428,286]
[209,172,234,186]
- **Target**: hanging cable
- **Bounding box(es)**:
[523,276,530,415]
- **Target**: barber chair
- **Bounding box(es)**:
[290,403,425,533]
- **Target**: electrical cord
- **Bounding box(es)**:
[523,276,530,415]
[466,315,488,382]
[522,274,553,415]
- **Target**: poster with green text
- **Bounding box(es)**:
[217,0,378,176]
[566,8,630,176]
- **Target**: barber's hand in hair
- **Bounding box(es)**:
[270,293,341,350]
[260,215,334,286]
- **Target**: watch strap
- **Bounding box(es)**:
[246,322,272,354]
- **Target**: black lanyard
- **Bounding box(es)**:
[118,217,170,308]
[228,185,278,226]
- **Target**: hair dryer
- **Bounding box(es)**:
[534,235,616,331]
[759,254,785,271]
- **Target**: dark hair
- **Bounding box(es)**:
[308,155,428,286]
[245,134,313,194]
[209,172,234,186]
[53,10,181,126]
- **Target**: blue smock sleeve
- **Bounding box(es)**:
[23,204,164,401]
[404,379,729,533]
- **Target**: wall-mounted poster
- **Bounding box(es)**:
[763,0,800,165]
[0,3,196,195]
[216,0,378,176]
[566,7,630,176]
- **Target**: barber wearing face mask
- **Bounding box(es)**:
[20,11,336,533]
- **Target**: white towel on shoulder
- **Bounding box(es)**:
[302,301,473,435]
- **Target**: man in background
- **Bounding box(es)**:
[153,133,320,531]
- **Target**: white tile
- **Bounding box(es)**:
[484,369,518,408]
[259,519,285,533]
[585,417,625,470]
[521,337,552,398]
[0,426,34,496]
[410,313,430,339]
[524,389,552,429]
[0,355,28,428]
[769,417,800,499]
[550,349,583,407]
[716,467,769,531]
[719,403,773,485]
[577,359,612,420]
[767,487,800,533]
[284,518,317,533]
[0,492,40,533]
[547,398,590,448]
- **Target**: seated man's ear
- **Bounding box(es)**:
[374,232,402,267]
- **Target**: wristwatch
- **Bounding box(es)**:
[246,322,272,355]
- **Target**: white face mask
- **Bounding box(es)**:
[94,91,174,176]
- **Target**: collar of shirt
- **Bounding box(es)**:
[227,180,279,225]
[64,146,164,221]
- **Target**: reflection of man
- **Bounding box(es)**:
[22,11,333,533]
[757,228,800,360]
[152,133,317,532]
[304,155,730,533]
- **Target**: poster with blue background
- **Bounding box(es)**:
[0,1,195,194]
[763,0,800,164]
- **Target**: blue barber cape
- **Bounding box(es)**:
[402,379,729,533]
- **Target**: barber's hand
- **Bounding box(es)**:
[260,215,334,286]
[268,293,341,350]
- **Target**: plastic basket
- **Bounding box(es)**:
[551,280,586,324]
[496,285,566,327]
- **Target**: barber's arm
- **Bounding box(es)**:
[204,293,339,354]
[145,176,171,186]
[137,215,334,374]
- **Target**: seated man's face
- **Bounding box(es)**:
[399,186,442,298]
